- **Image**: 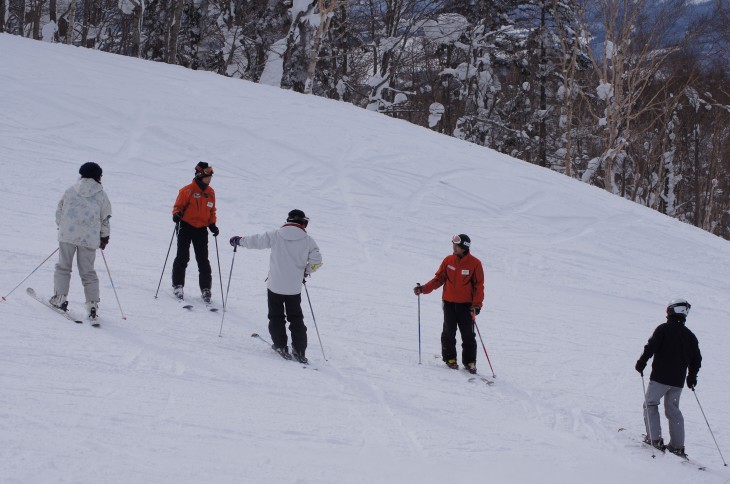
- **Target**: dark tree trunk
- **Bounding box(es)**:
[49,0,58,41]
[167,0,185,64]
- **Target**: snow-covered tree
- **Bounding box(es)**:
[580,0,692,194]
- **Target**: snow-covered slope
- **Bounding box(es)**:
[1,33,729,483]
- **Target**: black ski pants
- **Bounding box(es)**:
[172,221,212,291]
[267,289,307,355]
[441,301,477,366]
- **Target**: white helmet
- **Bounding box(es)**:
[667,298,691,316]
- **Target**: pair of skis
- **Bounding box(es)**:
[26,287,100,326]
[434,354,494,386]
[617,428,707,471]
[251,333,315,369]
[172,292,219,312]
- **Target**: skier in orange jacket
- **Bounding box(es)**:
[171,161,219,304]
[414,234,484,373]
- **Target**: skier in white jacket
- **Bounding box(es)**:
[230,209,322,363]
[50,162,112,321]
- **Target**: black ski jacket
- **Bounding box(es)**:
[638,315,702,388]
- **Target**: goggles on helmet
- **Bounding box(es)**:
[668,301,691,315]
[452,234,470,247]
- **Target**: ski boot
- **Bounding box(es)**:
[272,345,292,360]
[466,362,478,374]
[202,288,212,304]
[292,349,308,365]
[49,294,68,311]
[173,285,184,301]
[643,436,665,451]
[666,444,687,458]
[445,359,459,370]
[86,301,100,326]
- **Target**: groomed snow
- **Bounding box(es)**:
[1,33,729,483]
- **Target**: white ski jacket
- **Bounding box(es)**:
[56,178,112,249]
[242,224,322,295]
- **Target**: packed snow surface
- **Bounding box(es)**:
[1,34,729,483]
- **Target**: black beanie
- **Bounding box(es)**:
[452,233,471,251]
[195,161,214,179]
[79,162,102,182]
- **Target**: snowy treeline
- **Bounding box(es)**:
[3,0,730,238]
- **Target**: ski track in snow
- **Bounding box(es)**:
[2,34,730,483]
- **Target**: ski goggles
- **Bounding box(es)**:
[452,234,470,247]
[668,301,691,315]
[196,166,214,177]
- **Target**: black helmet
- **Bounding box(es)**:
[287,209,309,227]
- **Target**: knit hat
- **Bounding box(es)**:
[287,209,309,226]
[451,233,471,251]
[79,162,103,182]
[194,161,214,179]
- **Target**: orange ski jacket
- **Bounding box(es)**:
[421,252,484,308]
[173,180,216,228]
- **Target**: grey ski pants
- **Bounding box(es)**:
[643,380,684,447]
[54,242,100,303]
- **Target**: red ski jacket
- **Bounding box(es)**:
[173,180,216,228]
[421,252,484,308]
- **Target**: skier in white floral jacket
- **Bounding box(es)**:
[50,162,112,319]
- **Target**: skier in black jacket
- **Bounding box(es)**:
[635,298,702,457]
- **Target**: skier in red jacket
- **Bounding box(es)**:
[414,234,485,373]
[171,161,219,304]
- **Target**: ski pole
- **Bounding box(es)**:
[417,283,422,365]
[100,250,127,320]
[303,279,327,362]
[472,311,496,378]
[214,236,224,308]
[641,374,658,458]
[155,223,178,299]
[2,247,59,301]
[691,388,728,466]
[218,245,237,337]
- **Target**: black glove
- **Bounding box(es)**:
[413,285,423,295]
[209,223,219,236]
[173,212,182,223]
[99,236,109,250]
[230,236,242,247]
[686,374,697,389]
[471,306,481,315]
[635,359,646,375]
